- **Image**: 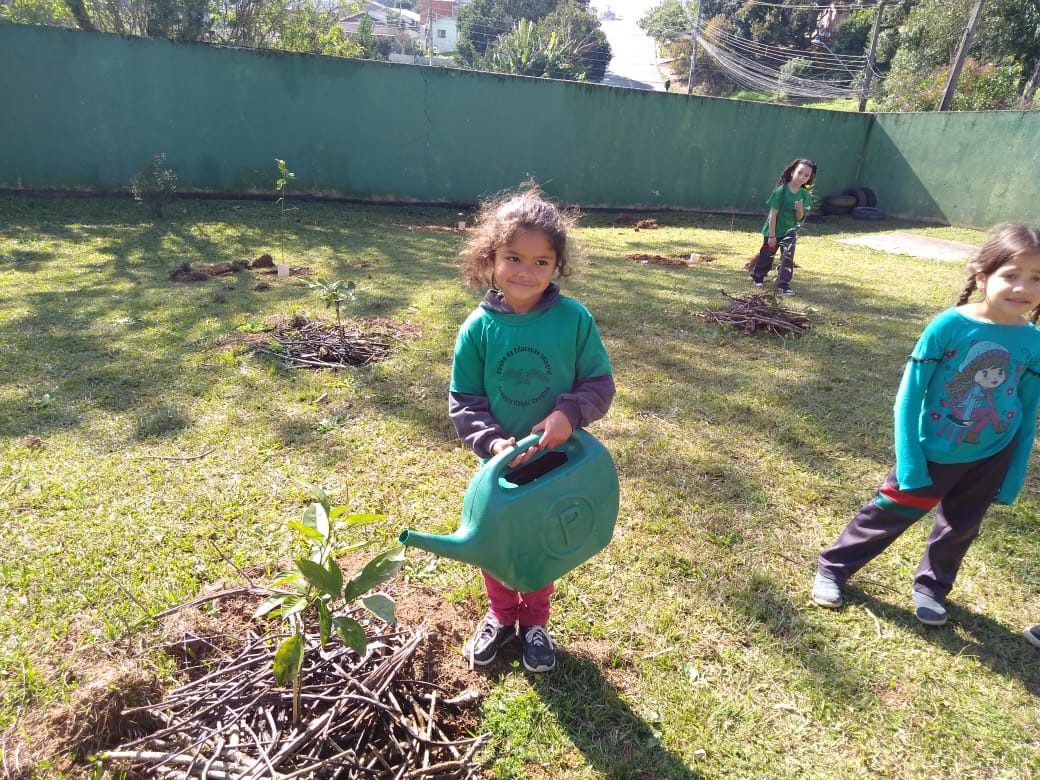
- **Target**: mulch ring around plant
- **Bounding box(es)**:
[169,254,313,282]
[3,583,495,779]
[625,253,716,268]
[220,313,423,369]
[698,290,812,336]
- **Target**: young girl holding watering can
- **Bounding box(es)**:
[748,157,816,295]
[813,224,1040,627]
[449,182,615,672]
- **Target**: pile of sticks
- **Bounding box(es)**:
[255,320,395,368]
[101,621,487,779]
[698,291,812,336]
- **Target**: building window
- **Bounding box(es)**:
[437,28,446,38]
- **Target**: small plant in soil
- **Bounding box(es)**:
[303,276,356,345]
[254,480,404,723]
[130,152,177,218]
[275,158,296,268]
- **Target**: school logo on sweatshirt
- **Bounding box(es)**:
[496,345,553,408]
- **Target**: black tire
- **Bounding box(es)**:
[824,194,857,209]
[861,187,877,207]
[822,203,853,215]
[851,206,886,220]
[844,188,869,207]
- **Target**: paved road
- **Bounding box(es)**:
[590,0,668,91]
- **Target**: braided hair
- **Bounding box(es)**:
[956,224,1040,323]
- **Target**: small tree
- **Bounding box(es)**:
[275,158,295,267]
[255,481,404,723]
[130,153,178,218]
[303,277,357,345]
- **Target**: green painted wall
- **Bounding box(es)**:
[1,24,1037,227]
[862,111,1040,226]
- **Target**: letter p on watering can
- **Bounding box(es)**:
[399,429,619,592]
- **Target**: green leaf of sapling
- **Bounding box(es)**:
[295,478,332,517]
[273,634,304,687]
[360,593,397,624]
[297,558,343,597]
[331,616,368,655]
[288,519,324,542]
[253,594,289,619]
[337,512,387,525]
[343,546,406,601]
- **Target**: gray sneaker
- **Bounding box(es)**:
[812,573,843,608]
[520,625,556,672]
[463,615,515,665]
[913,591,948,626]
[1024,625,1040,648]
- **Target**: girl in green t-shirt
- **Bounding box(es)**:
[448,182,615,673]
[748,157,816,295]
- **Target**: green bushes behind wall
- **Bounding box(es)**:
[1,24,1037,227]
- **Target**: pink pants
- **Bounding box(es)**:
[482,570,553,627]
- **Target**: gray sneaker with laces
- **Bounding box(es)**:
[520,625,557,672]
[463,615,515,665]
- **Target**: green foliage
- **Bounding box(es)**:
[830,7,875,57]
[881,57,1021,112]
[454,0,568,64]
[7,0,361,56]
[473,3,609,82]
[302,277,357,342]
[0,0,74,26]
[778,56,811,102]
[256,481,404,705]
[129,152,177,218]
[480,17,570,78]
[350,14,386,61]
[638,0,689,43]
[541,1,611,82]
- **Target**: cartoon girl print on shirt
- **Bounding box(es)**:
[938,340,1013,444]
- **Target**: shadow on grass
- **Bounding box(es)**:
[729,569,1040,698]
[855,592,1040,697]
[528,650,704,779]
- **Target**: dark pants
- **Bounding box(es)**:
[817,442,1015,601]
[750,230,797,288]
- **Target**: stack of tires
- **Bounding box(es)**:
[820,187,886,220]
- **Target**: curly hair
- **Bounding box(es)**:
[956,224,1040,323]
[458,181,579,289]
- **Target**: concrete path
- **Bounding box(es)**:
[589,0,668,91]
[836,231,979,262]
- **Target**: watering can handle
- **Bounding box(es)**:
[489,432,545,479]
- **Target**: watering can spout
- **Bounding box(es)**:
[398,528,483,569]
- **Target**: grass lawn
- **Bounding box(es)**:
[2,195,1039,778]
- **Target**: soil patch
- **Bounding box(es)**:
[612,216,659,230]
[169,254,314,283]
[219,313,422,369]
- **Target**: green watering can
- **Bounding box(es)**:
[399,429,619,593]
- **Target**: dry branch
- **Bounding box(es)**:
[101,616,488,779]
[697,290,811,336]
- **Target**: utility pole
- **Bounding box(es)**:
[939,0,985,111]
[858,0,884,112]
[686,0,702,96]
